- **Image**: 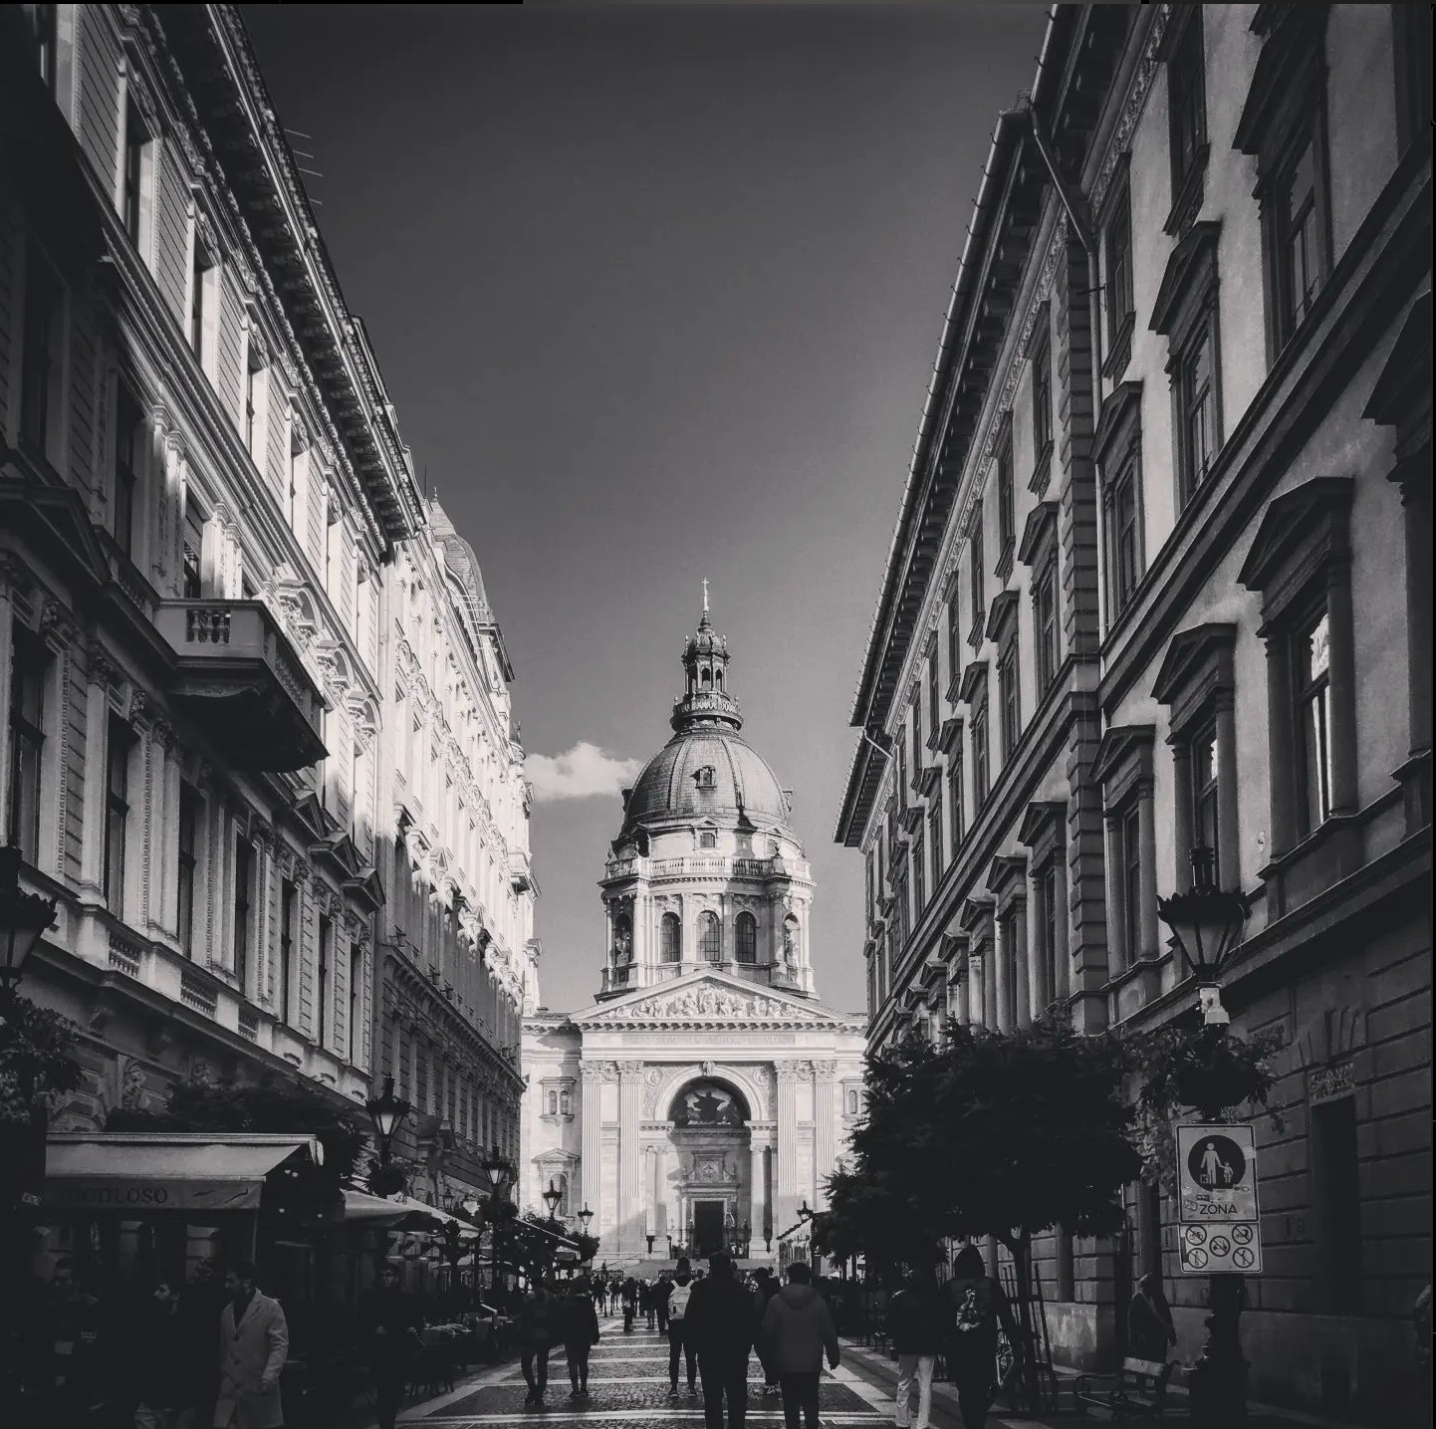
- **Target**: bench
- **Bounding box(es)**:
[1074,1357,1173,1419]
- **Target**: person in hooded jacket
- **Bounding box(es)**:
[684,1253,759,1429]
[758,1263,839,1429]
[886,1266,946,1429]
[519,1277,558,1407]
[750,1268,781,1396]
[944,1245,1021,1429]
[561,1280,600,1398]
[666,1259,699,1395]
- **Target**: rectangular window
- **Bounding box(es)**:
[972,699,990,808]
[233,839,253,992]
[279,880,296,1026]
[123,100,149,246]
[895,739,907,814]
[113,385,142,558]
[927,654,940,747]
[865,850,875,924]
[349,943,363,1064]
[969,514,985,623]
[1032,340,1051,455]
[1293,608,1333,837]
[999,638,1020,760]
[997,437,1015,559]
[1274,136,1324,346]
[244,359,260,456]
[1035,562,1059,693]
[1168,12,1208,195]
[1191,721,1220,867]
[948,749,964,855]
[25,3,57,92]
[911,698,922,779]
[103,717,131,913]
[999,906,1018,1027]
[1041,861,1058,1010]
[1176,318,1218,501]
[1108,452,1143,618]
[946,586,962,692]
[928,791,943,877]
[177,785,198,957]
[1121,803,1143,963]
[318,913,332,1045]
[1106,184,1134,346]
[190,236,214,366]
[912,832,925,916]
[1312,1096,1361,1310]
[20,246,63,458]
[182,502,204,600]
[7,628,47,862]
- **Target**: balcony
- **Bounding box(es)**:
[509,849,535,895]
[157,600,327,772]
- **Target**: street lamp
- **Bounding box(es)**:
[542,1178,563,1220]
[482,1145,516,1295]
[365,1075,411,1171]
[460,1192,482,1220]
[0,844,57,992]
[577,1204,594,1233]
[1158,843,1250,1428]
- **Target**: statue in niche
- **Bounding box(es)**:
[783,918,800,968]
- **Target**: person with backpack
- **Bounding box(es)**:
[945,1245,1021,1429]
[758,1262,839,1429]
[621,1276,639,1332]
[685,1252,760,1429]
[886,1266,945,1429]
[519,1277,558,1407]
[561,1280,600,1398]
[666,1258,699,1395]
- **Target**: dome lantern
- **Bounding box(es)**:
[673,586,742,733]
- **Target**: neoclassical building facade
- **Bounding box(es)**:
[522,609,866,1262]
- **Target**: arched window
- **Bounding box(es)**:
[661,912,682,963]
[560,1089,571,1116]
[698,911,721,961]
[846,1089,859,1115]
[715,669,724,690]
[735,912,757,964]
[701,667,712,688]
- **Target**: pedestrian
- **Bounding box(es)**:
[656,1271,673,1334]
[945,1245,1020,1429]
[592,1277,608,1318]
[666,1258,699,1395]
[132,1279,188,1429]
[641,1277,657,1330]
[751,1268,781,1397]
[562,1280,600,1398]
[358,1265,422,1429]
[685,1252,759,1429]
[758,1262,839,1429]
[215,1261,288,1429]
[621,1275,639,1332]
[1126,1272,1176,1364]
[886,1266,945,1429]
[519,1276,558,1407]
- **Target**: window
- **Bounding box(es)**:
[999,637,1020,760]
[1034,561,1059,694]
[699,829,717,850]
[1032,339,1051,457]
[946,584,962,692]
[1108,451,1142,617]
[547,1091,558,1116]
[928,790,943,876]
[113,385,142,558]
[927,654,940,747]
[698,911,721,962]
[1393,4,1433,154]
[948,747,964,855]
[1293,607,1333,838]
[317,914,332,1044]
[348,943,362,1063]
[7,628,46,862]
[182,502,204,599]
[122,100,149,246]
[910,698,922,779]
[1120,803,1143,965]
[1311,1096,1360,1310]
[104,717,132,913]
[1040,862,1058,1010]
[1175,317,1218,501]
[278,878,295,1022]
[971,697,990,808]
[1105,181,1134,352]
[997,434,1015,565]
[912,832,925,915]
[969,515,985,628]
[244,352,263,458]
[177,785,199,956]
[735,912,757,964]
[20,245,63,459]
[24,4,57,92]
[1274,137,1325,347]
[1167,11,1208,208]
[893,871,910,948]
[190,235,213,364]
[1190,720,1220,866]
[233,839,253,992]
[998,906,1018,1028]
[661,911,681,962]
[895,738,907,814]
[560,1089,571,1116]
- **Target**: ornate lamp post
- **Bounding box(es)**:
[542,1178,563,1223]
[0,844,56,995]
[482,1144,516,1293]
[365,1075,412,1194]
[577,1204,594,1233]
[1157,845,1250,1427]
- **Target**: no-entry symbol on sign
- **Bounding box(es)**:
[1179,1219,1263,1276]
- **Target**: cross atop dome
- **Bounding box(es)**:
[674,599,742,733]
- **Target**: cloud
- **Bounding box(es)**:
[527,742,645,803]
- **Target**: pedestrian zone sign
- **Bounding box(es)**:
[1176,1123,1259,1223]
[1179,1220,1262,1275]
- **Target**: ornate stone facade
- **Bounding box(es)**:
[522,610,866,1263]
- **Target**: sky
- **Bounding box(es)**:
[241,2,1049,1015]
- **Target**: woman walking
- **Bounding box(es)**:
[562,1281,600,1398]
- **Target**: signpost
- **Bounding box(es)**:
[1176,1124,1262,1276]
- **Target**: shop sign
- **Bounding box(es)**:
[45,1179,262,1211]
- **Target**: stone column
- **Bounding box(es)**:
[78,649,112,901]
[644,1146,658,1238]
[1138,779,1158,961]
[1053,856,1072,1002]
[1013,898,1030,1027]
[1103,814,1125,973]
[580,1066,604,1230]
[994,918,1012,1033]
[812,1061,837,1210]
[774,1061,803,1236]
[161,740,183,938]
[618,1061,645,1253]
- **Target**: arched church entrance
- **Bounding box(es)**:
[667,1078,750,1258]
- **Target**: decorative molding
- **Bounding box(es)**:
[1090,5,1175,217]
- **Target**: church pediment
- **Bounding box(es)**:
[573,973,851,1029]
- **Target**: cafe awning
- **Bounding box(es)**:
[44,1133,322,1212]
[338,1189,478,1235]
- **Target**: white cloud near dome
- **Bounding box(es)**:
[527,742,645,803]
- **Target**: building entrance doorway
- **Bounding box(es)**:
[693,1200,725,1257]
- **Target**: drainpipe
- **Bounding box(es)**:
[1018,102,1104,423]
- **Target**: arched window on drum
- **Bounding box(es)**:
[734,912,757,964]
[698,911,721,961]
[661,912,682,963]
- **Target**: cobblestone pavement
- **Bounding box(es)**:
[396,1324,893,1428]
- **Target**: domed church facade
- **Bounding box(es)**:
[520,603,866,1266]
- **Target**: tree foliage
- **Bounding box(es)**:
[0,994,81,1125]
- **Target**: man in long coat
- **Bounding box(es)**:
[214,1262,288,1429]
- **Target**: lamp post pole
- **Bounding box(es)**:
[1157,845,1251,1428]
